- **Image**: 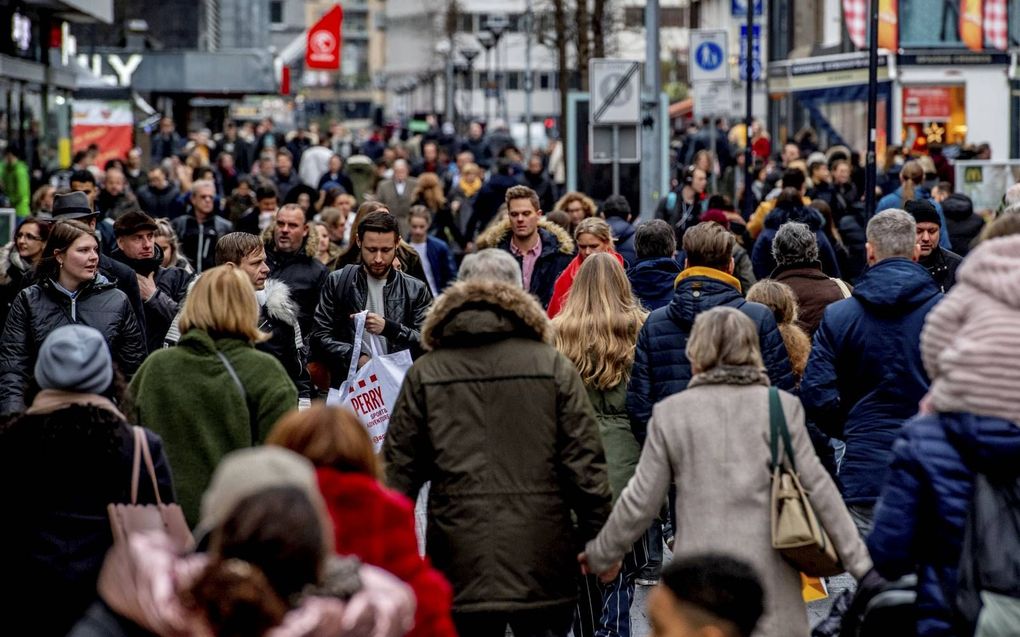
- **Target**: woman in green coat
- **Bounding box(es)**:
[553,252,648,637]
[128,265,297,526]
[2,146,30,218]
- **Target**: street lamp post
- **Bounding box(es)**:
[460,47,479,127]
[477,31,495,124]
[486,17,508,125]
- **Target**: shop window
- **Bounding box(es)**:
[901,85,966,152]
[899,0,964,48]
[270,1,284,25]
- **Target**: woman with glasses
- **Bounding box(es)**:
[0,216,50,328]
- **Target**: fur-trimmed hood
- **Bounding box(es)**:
[259,278,299,327]
[474,217,575,255]
[422,279,553,350]
[0,241,29,286]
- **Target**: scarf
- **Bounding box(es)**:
[458,177,482,199]
[687,365,770,389]
[25,388,126,420]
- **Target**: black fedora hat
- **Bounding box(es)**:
[52,191,96,220]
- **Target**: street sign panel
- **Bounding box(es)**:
[690,30,729,83]
[589,59,642,125]
[590,124,641,164]
[692,81,733,120]
[731,0,764,17]
[739,25,762,81]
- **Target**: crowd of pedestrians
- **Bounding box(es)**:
[0,113,1019,637]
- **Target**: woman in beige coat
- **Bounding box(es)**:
[581,306,872,637]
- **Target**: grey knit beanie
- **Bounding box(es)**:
[34,325,113,394]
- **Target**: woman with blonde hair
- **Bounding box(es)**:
[555,190,597,233]
[547,216,622,317]
[128,265,297,525]
[746,279,811,383]
[411,172,463,250]
[553,252,647,637]
[267,404,457,637]
[581,306,871,637]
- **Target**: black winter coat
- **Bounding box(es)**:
[111,247,194,354]
[0,242,31,330]
[626,268,795,442]
[170,214,233,275]
[475,219,575,309]
[920,247,963,293]
[265,239,328,337]
[135,183,181,219]
[0,405,174,636]
[257,279,313,402]
[941,193,985,257]
[0,278,146,414]
[310,265,433,386]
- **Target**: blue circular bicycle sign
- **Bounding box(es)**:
[695,41,724,71]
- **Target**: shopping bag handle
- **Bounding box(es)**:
[347,310,368,384]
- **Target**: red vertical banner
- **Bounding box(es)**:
[281,65,291,95]
[960,0,984,51]
[877,0,898,50]
[306,4,344,70]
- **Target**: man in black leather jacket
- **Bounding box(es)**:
[311,210,432,387]
[111,211,193,354]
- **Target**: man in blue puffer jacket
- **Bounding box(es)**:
[626,221,795,442]
[627,220,684,312]
[801,209,942,534]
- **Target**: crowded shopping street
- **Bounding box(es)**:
[2,0,1020,636]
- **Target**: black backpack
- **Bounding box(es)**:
[956,472,1020,633]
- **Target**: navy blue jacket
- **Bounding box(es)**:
[751,204,841,280]
[801,258,942,504]
[420,235,458,293]
[606,216,637,267]
[627,257,683,311]
[626,270,795,442]
[868,413,1020,636]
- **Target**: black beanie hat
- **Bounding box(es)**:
[904,199,941,227]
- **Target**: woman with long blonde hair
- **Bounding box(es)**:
[552,252,647,637]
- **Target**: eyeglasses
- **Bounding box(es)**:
[16,232,42,241]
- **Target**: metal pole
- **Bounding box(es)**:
[865,0,879,219]
[641,0,662,219]
[710,120,718,193]
[485,48,492,123]
[445,47,455,124]
[612,125,620,195]
[525,0,534,154]
[743,0,754,220]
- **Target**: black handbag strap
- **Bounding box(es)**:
[216,350,258,445]
[769,386,798,474]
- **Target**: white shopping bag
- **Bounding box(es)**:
[327,311,413,452]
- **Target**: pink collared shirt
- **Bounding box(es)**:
[510,234,542,291]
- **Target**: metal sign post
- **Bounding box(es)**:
[589,59,643,195]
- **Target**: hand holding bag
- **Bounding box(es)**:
[768,387,843,577]
[327,310,413,452]
[107,426,194,551]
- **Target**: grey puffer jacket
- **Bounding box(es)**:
[0,277,146,414]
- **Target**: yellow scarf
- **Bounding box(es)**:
[674,266,742,293]
[458,177,482,199]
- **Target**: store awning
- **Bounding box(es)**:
[127,50,277,94]
[26,0,113,24]
[768,51,894,94]
[669,99,693,120]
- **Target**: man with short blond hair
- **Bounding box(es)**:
[474,184,573,308]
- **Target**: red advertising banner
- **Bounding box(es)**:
[306,4,343,70]
[903,87,952,123]
[72,100,133,167]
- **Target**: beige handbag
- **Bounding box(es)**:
[107,426,194,551]
[768,387,843,577]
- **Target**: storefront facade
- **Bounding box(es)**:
[0,2,111,174]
